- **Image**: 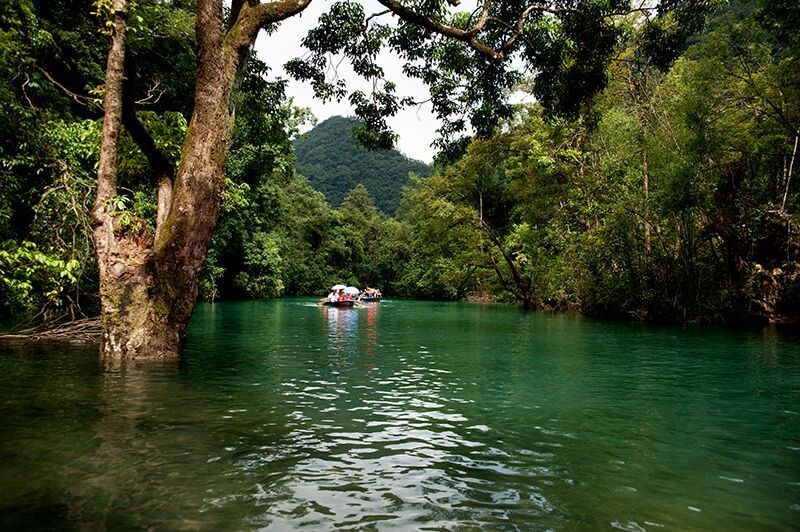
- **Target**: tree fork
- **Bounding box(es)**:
[93,0,313,361]
[121,58,176,244]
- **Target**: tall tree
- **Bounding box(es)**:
[94,0,313,359]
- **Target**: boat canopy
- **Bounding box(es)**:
[344,286,360,295]
[330,284,347,290]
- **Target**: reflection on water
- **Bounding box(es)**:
[321,306,359,355]
[0,299,799,530]
[261,337,550,529]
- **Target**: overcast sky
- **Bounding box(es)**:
[253,0,479,163]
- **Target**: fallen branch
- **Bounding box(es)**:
[0,317,101,343]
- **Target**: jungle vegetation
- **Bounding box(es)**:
[0,0,796,358]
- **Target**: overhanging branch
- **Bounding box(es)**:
[232,0,314,44]
[377,0,502,60]
[378,0,581,61]
[251,0,313,24]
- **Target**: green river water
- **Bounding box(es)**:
[1,299,799,530]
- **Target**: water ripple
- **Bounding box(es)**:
[1,299,799,530]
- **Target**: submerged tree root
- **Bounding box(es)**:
[0,317,101,344]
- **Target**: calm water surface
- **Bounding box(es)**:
[1,299,799,530]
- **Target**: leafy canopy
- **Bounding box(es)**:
[286,0,715,157]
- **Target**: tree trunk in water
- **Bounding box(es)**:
[91,0,165,358]
[93,0,288,360]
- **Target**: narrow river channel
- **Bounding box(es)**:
[1,299,798,529]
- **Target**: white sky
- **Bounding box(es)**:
[253,0,480,163]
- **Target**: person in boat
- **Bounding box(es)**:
[327,291,337,302]
[360,287,379,300]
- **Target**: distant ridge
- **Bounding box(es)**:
[294,116,431,214]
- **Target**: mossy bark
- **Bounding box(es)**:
[96,231,183,358]
[94,0,312,360]
[96,0,238,360]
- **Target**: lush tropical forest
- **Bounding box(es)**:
[0,0,798,352]
[295,115,431,214]
[3,3,800,528]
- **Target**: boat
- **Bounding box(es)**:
[319,284,359,307]
[359,287,382,302]
[321,299,356,308]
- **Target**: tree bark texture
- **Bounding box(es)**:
[92,0,159,359]
[94,0,312,361]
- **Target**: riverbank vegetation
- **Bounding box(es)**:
[396,0,800,323]
[1,0,797,340]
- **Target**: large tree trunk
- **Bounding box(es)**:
[96,1,238,360]
[94,0,311,361]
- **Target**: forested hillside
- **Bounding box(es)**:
[294,116,430,214]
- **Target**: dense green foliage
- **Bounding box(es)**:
[0,0,196,320]
[391,0,800,323]
[294,116,430,214]
[287,0,711,157]
[1,0,797,327]
[0,0,104,318]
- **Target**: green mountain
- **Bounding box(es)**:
[294,116,431,214]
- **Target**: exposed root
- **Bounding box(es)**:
[0,317,101,343]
